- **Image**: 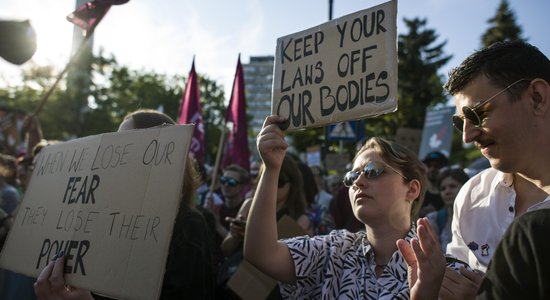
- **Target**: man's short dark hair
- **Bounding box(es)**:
[445,41,550,99]
[224,164,250,184]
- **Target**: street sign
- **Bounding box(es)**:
[418,106,455,159]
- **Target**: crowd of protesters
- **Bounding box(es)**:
[0,41,549,300]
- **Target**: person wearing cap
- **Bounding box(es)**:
[419,151,449,217]
[399,41,550,300]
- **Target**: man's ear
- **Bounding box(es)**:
[406,179,421,202]
[529,79,550,115]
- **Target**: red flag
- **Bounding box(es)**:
[66,0,128,36]
[178,59,205,162]
[222,55,250,171]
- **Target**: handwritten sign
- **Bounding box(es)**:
[0,125,194,300]
[272,0,398,130]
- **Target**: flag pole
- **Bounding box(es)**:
[209,126,228,194]
[32,33,92,116]
[210,53,238,192]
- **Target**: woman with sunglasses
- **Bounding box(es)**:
[244,115,466,299]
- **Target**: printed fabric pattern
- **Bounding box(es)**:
[280,228,466,300]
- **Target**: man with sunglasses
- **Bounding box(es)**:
[216,164,250,236]
[439,41,550,300]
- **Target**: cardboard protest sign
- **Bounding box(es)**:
[0,124,194,300]
[272,0,398,130]
[227,215,308,300]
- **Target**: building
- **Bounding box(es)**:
[242,55,274,136]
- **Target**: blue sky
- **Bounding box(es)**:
[1,0,549,98]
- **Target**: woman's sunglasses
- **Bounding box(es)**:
[452,78,531,132]
[342,161,408,187]
[220,176,240,187]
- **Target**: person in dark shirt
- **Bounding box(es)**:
[476,209,550,300]
[419,151,448,217]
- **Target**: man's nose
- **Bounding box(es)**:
[462,120,482,144]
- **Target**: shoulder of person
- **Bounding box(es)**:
[0,185,19,197]
[467,167,502,186]
[514,209,550,232]
[425,210,439,226]
[455,168,502,208]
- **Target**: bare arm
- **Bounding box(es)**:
[243,115,296,283]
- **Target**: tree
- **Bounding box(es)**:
[84,51,227,162]
[0,51,227,162]
[365,17,452,138]
[195,74,226,164]
[481,0,526,48]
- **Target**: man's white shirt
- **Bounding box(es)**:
[446,168,550,272]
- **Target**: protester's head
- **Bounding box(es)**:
[278,154,307,220]
[220,164,249,207]
[0,154,16,185]
[249,160,260,184]
[422,151,449,183]
[1,153,17,186]
[32,140,60,158]
[310,166,328,192]
[119,109,200,210]
[347,137,427,225]
[258,154,306,220]
[437,167,469,209]
[445,41,550,172]
[119,109,175,131]
[288,152,318,206]
[445,41,550,97]
[16,155,33,191]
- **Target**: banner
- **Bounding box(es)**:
[178,59,205,161]
[0,125,194,300]
[418,106,455,159]
[222,55,250,171]
[272,0,398,130]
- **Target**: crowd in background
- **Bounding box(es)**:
[0,109,478,299]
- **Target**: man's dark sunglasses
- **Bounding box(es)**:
[343,161,408,187]
[220,176,240,187]
[452,78,532,132]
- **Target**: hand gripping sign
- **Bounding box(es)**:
[0,124,194,300]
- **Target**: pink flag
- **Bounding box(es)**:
[178,58,205,162]
[222,55,250,171]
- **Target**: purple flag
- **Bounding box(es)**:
[66,0,128,35]
[178,59,205,161]
[222,55,250,171]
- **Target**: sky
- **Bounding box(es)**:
[1,0,549,99]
